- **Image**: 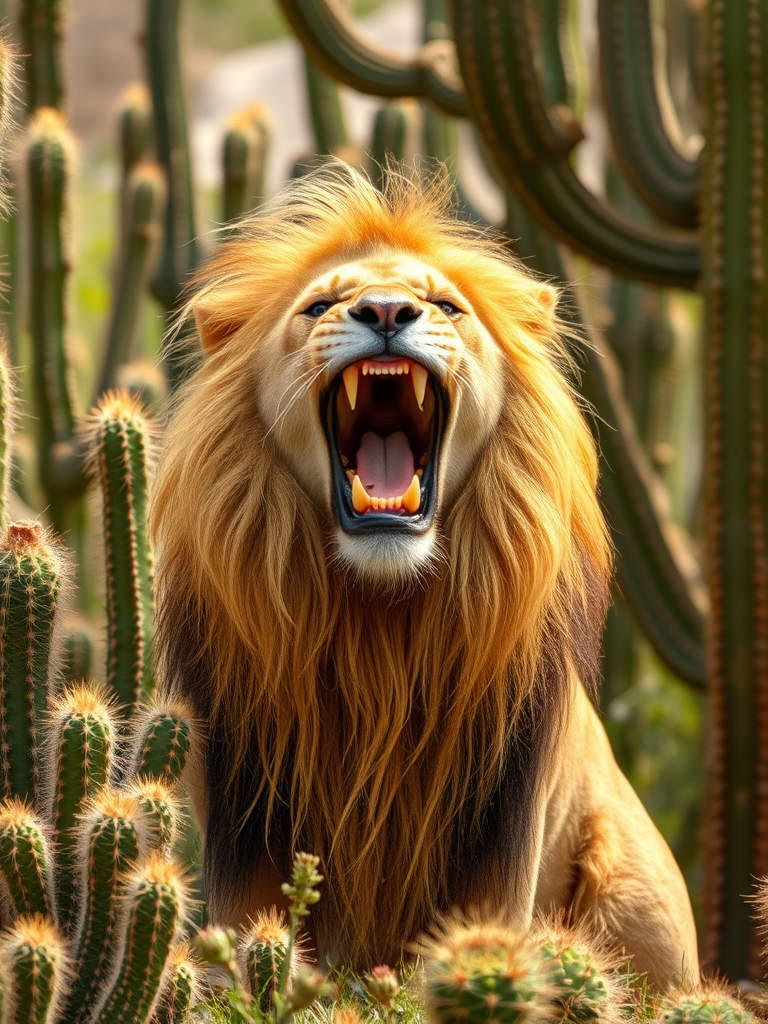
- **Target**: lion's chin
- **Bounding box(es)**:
[332,527,441,589]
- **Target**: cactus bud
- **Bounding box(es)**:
[281,851,323,916]
[287,968,332,1013]
[364,964,400,1010]
[194,925,239,970]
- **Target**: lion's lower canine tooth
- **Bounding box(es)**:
[352,474,370,512]
[342,365,358,410]
[412,364,428,409]
[401,475,421,513]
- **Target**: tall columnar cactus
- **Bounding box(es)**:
[48,684,115,928]
[84,391,156,712]
[222,104,271,223]
[0,520,63,803]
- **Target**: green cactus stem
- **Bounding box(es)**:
[241,908,292,1012]
[145,0,199,317]
[58,613,94,684]
[84,392,155,711]
[0,914,68,1024]
[222,104,271,223]
[89,853,188,1024]
[657,990,753,1024]
[370,101,417,190]
[305,55,349,155]
[0,800,53,919]
[49,684,115,929]
[279,0,466,117]
[131,777,176,852]
[0,521,63,803]
[25,108,78,527]
[700,0,768,978]
[18,0,65,110]
[96,163,166,398]
[153,942,203,1024]
[422,918,550,1024]
[64,789,146,1024]
[119,84,154,181]
[130,698,194,785]
[0,343,15,529]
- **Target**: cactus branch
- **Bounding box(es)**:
[222,105,270,223]
[18,0,65,110]
[0,914,68,1024]
[0,801,53,920]
[446,0,699,287]
[278,0,466,117]
[597,0,699,229]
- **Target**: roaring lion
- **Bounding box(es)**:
[150,164,698,987]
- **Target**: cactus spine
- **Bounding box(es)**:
[89,854,187,1024]
[84,392,155,711]
[0,522,63,803]
[49,685,115,928]
[0,914,68,1024]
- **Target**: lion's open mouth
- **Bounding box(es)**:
[324,356,444,534]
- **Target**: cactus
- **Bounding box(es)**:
[129,697,195,784]
[537,930,622,1024]
[222,104,271,223]
[48,684,115,927]
[89,854,188,1024]
[0,521,64,803]
[241,908,293,1012]
[0,913,69,1024]
[0,799,53,919]
[152,941,204,1024]
[422,919,550,1024]
[656,990,754,1024]
[130,777,177,853]
[83,391,156,712]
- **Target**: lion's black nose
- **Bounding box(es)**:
[348,299,422,334]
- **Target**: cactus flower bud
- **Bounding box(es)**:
[364,965,400,1009]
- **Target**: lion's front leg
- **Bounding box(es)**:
[535,686,699,990]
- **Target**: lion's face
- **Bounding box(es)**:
[256,251,505,579]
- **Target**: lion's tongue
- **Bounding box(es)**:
[357,431,414,497]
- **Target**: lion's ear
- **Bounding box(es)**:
[537,283,558,319]
[193,289,251,352]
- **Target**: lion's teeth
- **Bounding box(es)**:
[401,475,421,513]
[352,474,370,512]
[362,364,369,376]
[412,364,428,410]
[342,365,358,410]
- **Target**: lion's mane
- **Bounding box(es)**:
[150,166,611,966]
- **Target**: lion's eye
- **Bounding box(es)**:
[434,300,462,317]
[303,300,334,318]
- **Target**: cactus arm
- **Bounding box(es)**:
[0,914,68,1024]
[0,522,63,803]
[96,164,166,398]
[447,0,699,288]
[278,0,466,117]
[152,943,203,1024]
[65,790,144,1024]
[84,393,155,711]
[130,779,176,853]
[0,802,53,919]
[18,0,65,110]
[59,613,94,683]
[700,0,768,980]
[89,855,187,1024]
[222,105,270,223]
[304,56,349,154]
[119,84,154,181]
[145,0,198,320]
[506,196,706,688]
[597,0,699,229]
[49,685,115,929]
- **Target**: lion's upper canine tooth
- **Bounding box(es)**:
[342,365,358,410]
[412,364,428,410]
[401,474,421,513]
[352,474,370,513]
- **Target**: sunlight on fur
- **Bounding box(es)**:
[150,163,615,967]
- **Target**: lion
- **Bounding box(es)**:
[150,164,698,987]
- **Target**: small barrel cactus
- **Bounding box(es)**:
[241,907,293,1012]
[656,990,754,1024]
[534,922,623,1024]
[422,918,550,1024]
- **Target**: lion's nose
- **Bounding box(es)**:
[348,299,422,334]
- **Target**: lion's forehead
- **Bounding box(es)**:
[303,254,458,303]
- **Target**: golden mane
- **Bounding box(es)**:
[150,165,611,965]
